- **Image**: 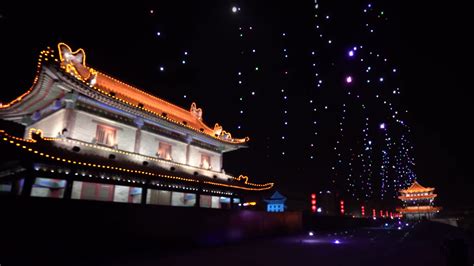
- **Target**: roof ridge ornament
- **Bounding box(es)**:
[190,102,203,120]
[213,123,223,136]
[58,43,94,81]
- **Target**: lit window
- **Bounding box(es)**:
[201,154,212,169]
[157,142,173,160]
[96,124,116,146]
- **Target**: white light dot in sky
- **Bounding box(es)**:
[156,32,161,36]
[328,40,332,44]
[346,76,353,83]
[160,66,164,71]
[232,6,238,13]
[183,95,187,98]
[184,51,188,55]
[348,50,354,57]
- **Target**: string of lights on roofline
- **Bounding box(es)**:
[24,128,270,188]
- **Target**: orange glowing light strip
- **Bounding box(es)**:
[26,128,270,188]
[1,44,248,144]
[55,43,249,144]
[400,188,434,193]
[397,206,441,213]
[1,130,273,191]
[399,194,437,200]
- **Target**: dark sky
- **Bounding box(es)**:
[0,1,471,210]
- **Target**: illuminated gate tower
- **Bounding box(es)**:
[0,43,273,208]
[396,180,441,220]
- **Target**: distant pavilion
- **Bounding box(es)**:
[397,180,441,220]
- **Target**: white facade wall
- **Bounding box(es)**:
[30,108,224,169]
[26,109,66,139]
[71,181,83,199]
[139,130,187,164]
[71,110,136,153]
[188,145,222,171]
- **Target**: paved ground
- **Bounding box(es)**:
[67,220,473,266]
[3,220,472,266]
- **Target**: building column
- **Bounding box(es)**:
[134,129,142,153]
[185,135,192,165]
[134,117,144,154]
[21,173,34,198]
[194,184,201,208]
[63,179,74,200]
[64,91,78,138]
[141,186,148,205]
[220,155,223,172]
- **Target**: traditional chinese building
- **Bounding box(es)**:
[0,43,273,208]
[264,191,287,212]
[396,180,441,220]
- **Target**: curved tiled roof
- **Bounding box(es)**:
[1,43,248,145]
[400,180,435,194]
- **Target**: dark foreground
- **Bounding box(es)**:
[4,220,469,266]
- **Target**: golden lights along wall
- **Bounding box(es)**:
[1,129,273,191]
[0,42,273,191]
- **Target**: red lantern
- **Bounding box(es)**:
[311,193,317,213]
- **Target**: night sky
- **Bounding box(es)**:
[0,1,470,210]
